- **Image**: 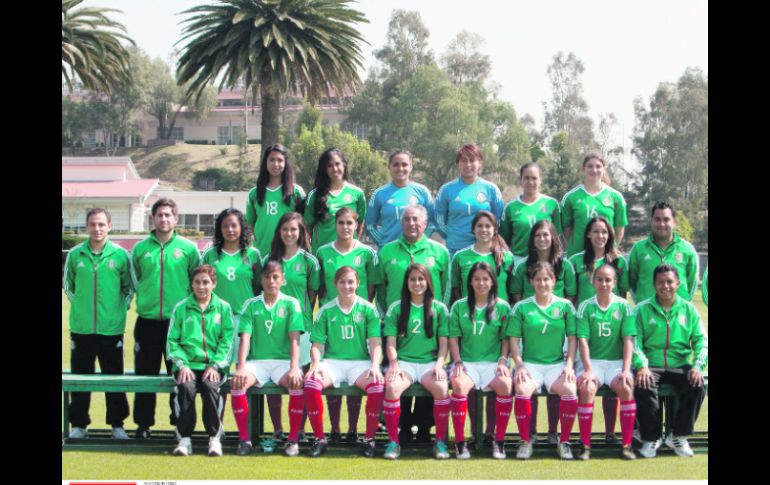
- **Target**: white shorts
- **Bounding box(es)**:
[522,362,565,393]
[318,359,372,388]
[244,359,290,387]
[576,359,623,387]
[391,361,436,383]
[299,333,312,367]
[450,361,499,391]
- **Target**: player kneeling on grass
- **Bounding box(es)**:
[575,264,637,461]
[506,261,578,460]
[633,264,707,458]
[382,264,451,460]
[448,262,513,460]
[304,266,384,458]
[167,265,234,457]
[229,261,306,457]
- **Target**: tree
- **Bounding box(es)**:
[542,131,582,200]
[176,0,368,151]
[373,10,434,84]
[85,81,143,156]
[61,0,134,94]
[62,97,94,154]
[440,30,491,86]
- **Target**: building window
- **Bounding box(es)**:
[217,126,230,145]
[199,214,215,235]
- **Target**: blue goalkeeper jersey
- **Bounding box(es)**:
[365,181,436,249]
[435,177,504,255]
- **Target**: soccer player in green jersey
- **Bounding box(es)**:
[701,265,708,306]
[246,144,306,257]
[633,264,707,459]
[304,148,367,252]
[167,265,234,457]
[449,263,513,460]
[64,208,133,440]
[500,163,562,260]
[382,264,451,460]
[574,265,637,461]
[303,267,384,458]
[561,151,628,257]
[506,261,578,460]
[229,261,306,457]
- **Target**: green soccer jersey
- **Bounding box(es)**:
[569,252,630,306]
[377,235,451,309]
[450,245,515,301]
[132,231,201,321]
[315,240,380,305]
[311,296,381,361]
[202,246,263,315]
[383,300,450,363]
[500,195,562,257]
[561,185,628,257]
[304,182,367,252]
[627,233,699,304]
[576,294,636,361]
[238,293,305,361]
[508,256,577,300]
[246,184,306,257]
[274,249,321,332]
[632,296,708,372]
[448,298,510,363]
[505,296,577,365]
[701,265,708,307]
[166,293,235,372]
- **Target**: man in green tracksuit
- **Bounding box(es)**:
[131,198,201,439]
[64,208,134,440]
[632,264,707,459]
[627,202,699,304]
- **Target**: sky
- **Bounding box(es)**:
[79,0,708,166]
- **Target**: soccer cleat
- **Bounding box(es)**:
[173,437,192,456]
[620,445,637,460]
[236,441,253,456]
[547,432,559,444]
[208,436,223,457]
[639,441,658,458]
[308,438,328,457]
[297,431,307,443]
[271,430,285,442]
[557,442,573,460]
[345,431,360,443]
[483,432,495,447]
[68,427,88,439]
[362,439,377,458]
[135,426,152,440]
[516,440,533,460]
[604,432,620,444]
[384,441,401,460]
[492,440,506,459]
[327,431,342,443]
[665,434,694,457]
[455,442,471,460]
[433,440,450,460]
[284,441,299,457]
[577,445,591,461]
[111,427,129,440]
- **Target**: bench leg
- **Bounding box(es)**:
[249,394,263,441]
[475,391,485,448]
[63,391,70,440]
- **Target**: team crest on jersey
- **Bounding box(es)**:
[409,195,419,204]
[648,318,657,326]
[354,312,363,323]
[186,316,195,324]
[491,310,497,320]
[354,255,363,266]
[173,248,183,259]
[553,308,561,318]
[390,258,398,265]
[295,263,302,272]
[344,194,353,203]
[214,313,221,324]
[277,307,286,318]
[678,315,686,326]
[144,252,152,258]
[612,310,620,320]
[78,261,85,268]
[425,256,435,268]
[602,196,612,206]
[476,192,488,203]
[386,198,394,204]
[643,254,652,261]
[108,259,115,269]
[540,205,549,213]
[675,252,683,263]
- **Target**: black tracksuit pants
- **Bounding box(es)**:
[133,317,176,428]
[173,369,225,438]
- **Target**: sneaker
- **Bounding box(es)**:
[237,441,253,456]
[308,438,328,457]
[577,445,591,461]
[384,440,401,460]
[516,440,533,460]
[272,430,285,442]
[483,432,495,447]
[259,438,277,453]
[69,427,88,439]
[285,440,299,457]
[639,440,658,458]
[557,442,573,460]
[492,440,506,459]
[173,437,192,456]
[620,445,637,460]
[135,426,151,440]
[345,431,359,443]
[665,434,694,457]
[328,431,342,443]
[208,436,223,457]
[455,442,471,460]
[362,439,376,458]
[297,431,308,443]
[547,432,559,444]
[433,440,450,460]
[605,433,620,444]
[111,427,129,440]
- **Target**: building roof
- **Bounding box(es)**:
[62,157,141,180]
[62,179,159,199]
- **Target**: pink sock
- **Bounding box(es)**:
[434,398,451,442]
[619,400,636,447]
[326,395,342,433]
[578,402,594,446]
[347,396,362,433]
[603,396,618,435]
[514,396,532,442]
[365,383,384,440]
[495,396,513,441]
[451,394,468,443]
[230,389,250,442]
[383,398,401,443]
[559,395,578,443]
[304,378,325,439]
[267,394,283,432]
[547,394,560,434]
[288,389,304,442]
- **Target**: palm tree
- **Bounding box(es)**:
[176,0,368,150]
[62,0,134,94]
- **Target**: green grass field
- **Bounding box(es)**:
[62,290,708,480]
